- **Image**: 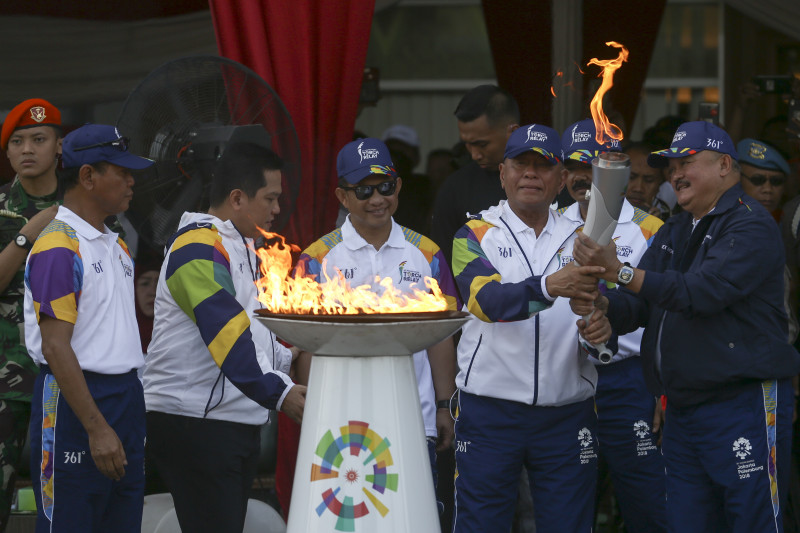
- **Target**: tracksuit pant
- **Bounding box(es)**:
[662,378,793,533]
[452,391,597,533]
[595,356,667,533]
[29,366,145,533]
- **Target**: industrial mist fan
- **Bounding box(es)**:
[117,55,301,249]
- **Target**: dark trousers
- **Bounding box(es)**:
[453,391,598,533]
[663,378,793,533]
[596,356,667,533]
[30,368,145,533]
[0,399,31,533]
[146,411,261,533]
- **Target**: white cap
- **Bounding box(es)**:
[381,124,419,147]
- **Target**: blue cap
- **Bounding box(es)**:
[561,119,622,164]
[503,124,563,163]
[336,138,398,185]
[62,124,154,170]
[647,121,737,168]
[736,138,790,175]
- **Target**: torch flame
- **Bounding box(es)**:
[587,41,629,144]
[253,230,447,314]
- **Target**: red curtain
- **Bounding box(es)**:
[209,0,375,249]
[483,0,666,131]
[482,0,553,125]
[582,0,667,133]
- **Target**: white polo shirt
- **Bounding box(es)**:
[299,217,459,438]
[24,206,143,374]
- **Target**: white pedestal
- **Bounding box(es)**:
[254,314,467,533]
[287,353,437,533]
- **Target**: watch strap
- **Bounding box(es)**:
[436,400,450,410]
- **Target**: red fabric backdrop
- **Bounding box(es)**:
[209,0,375,249]
[208,1,375,517]
[582,0,667,133]
[482,0,666,131]
[482,0,553,125]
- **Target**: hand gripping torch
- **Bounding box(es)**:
[579,152,630,363]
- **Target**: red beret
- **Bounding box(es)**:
[1,98,61,151]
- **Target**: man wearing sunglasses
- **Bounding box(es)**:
[22,124,154,532]
[296,137,460,509]
[737,137,790,219]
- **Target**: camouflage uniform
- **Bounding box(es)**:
[0,177,57,531]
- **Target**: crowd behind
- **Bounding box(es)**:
[1,77,800,533]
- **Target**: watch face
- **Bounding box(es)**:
[15,235,27,247]
[619,266,634,284]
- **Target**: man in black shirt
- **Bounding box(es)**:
[431,85,519,267]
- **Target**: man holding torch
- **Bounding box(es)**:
[451,124,611,533]
[560,118,667,533]
[573,121,800,532]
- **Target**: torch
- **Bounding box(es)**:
[579,152,630,363]
[578,40,630,363]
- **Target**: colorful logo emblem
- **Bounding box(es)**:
[311,420,398,531]
[30,106,46,123]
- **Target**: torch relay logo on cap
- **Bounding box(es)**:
[570,124,593,146]
[526,126,548,143]
[673,131,687,143]
[358,141,380,164]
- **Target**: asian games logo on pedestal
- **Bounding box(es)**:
[310,420,399,532]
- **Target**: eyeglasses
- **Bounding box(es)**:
[340,179,397,200]
[743,173,785,187]
[72,136,129,152]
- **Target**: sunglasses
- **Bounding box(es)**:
[72,136,129,153]
[743,173,785,187]
[340,179,397,200]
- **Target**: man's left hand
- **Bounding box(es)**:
[435,407,454,452]
[577,305,612,345]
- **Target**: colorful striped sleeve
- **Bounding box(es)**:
[409,231,461,311]
[164,223,288,410]
[294,228,342,282]
[24,220,82,325]
[452,219,552,323]
[630,207,664,246]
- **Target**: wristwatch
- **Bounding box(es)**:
[617,262,634,286]
[14,233,32,251]
[436,400,450,410]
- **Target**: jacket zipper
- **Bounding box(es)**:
[463,334,482,387]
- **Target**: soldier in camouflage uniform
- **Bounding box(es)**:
[0,98,62,531]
